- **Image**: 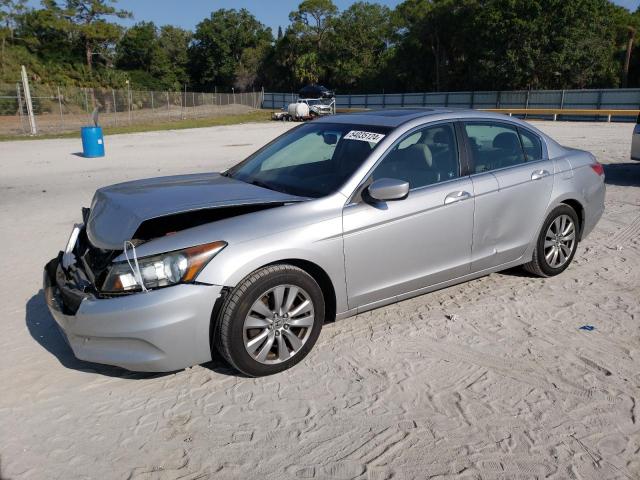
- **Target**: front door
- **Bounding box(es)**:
[342,122,475,309]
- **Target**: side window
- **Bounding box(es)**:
[518,128,543,161]
[464,122,526,172]
[372,123,459,189]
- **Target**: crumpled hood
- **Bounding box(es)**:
[86,173,303,250]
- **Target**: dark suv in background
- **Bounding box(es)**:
[299,84,334,99]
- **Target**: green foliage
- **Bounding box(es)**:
[48,0,131,69]
[115,22,190,90]
[1,0,639,93]
[188,8,272,90]
[329,2,394,90]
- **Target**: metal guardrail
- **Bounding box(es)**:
[484,108,640,122]
[263,89,640,122]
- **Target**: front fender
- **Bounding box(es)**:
[195,218,348,315]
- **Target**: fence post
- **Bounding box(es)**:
[57,86,64,130]
[470,91,475,109]
[422,92,426,107]
[20,65,37,135]
[151,91,155,112]
[166,91,170,120]
[112,89,117,126]
[182,85,186,119]
[83,87,89,113]
[524,89,530,119]
[127,81,132,124]
[445,92,449,107]
[496,91,501,108]
[401,93,405,107]
[16,82,27,134]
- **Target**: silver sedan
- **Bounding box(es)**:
[44,109,605,376]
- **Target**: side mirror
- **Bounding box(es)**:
[366,178,410,202]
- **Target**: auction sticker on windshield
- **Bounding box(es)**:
[344,130,386,143]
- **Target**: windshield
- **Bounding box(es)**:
[226,122,391,198]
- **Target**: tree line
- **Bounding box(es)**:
[1,0,639,93]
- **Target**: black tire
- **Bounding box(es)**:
[524,204,579,277]
[214,264,324,377]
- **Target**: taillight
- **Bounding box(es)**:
[590,163,604,176]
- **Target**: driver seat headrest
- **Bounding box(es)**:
[493,132,520,153]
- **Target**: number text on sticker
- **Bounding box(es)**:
[344,131,385,143]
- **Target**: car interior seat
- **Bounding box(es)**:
[431,130,457,180]
[376,143,437,188]
[492,132,522,169]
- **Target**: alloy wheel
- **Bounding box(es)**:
[243,285,315,364]
[544,214,576,268]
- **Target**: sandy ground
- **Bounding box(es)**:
[0,120,639,480]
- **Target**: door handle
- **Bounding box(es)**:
[531,169,550,180]
[444,191,472,205]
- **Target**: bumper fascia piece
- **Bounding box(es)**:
[43,258,221,372]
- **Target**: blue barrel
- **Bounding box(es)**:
[80,126,105,158]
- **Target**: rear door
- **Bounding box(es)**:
[463,121,554,271]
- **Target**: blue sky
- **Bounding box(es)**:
[26,0,640,32]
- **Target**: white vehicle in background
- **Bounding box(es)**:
[278,99,333,121]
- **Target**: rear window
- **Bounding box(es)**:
[518,128,543,161]
[464,122,526,172]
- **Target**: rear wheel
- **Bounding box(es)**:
[214,264,324,376]
[524,205,579,277]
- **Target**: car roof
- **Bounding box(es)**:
[314,108,527,128]
[313,107,565,158]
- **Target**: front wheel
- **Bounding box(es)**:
[524,205,579,277]
[214,264,324,376]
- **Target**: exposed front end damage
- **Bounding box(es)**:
[85,172,304,250]
[44,251,221,372]
[43,217,225,371]
[42,173,302,371]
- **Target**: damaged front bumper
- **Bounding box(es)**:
[43,254,222,372]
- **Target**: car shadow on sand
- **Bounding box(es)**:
[603,162,640,187]
[26,290,241,379]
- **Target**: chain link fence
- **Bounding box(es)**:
[0,83,264,136]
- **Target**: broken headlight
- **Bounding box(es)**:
[102,241,227,293]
